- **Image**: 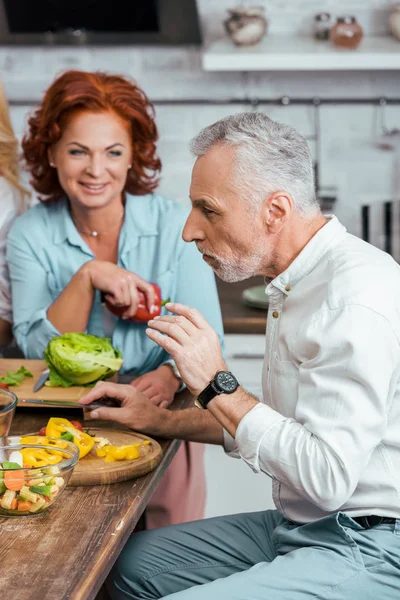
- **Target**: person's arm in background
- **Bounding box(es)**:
[0,185,20,347]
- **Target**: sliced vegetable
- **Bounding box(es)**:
[46,417,95,459]
[9,450,23,467]
[2,461,23,470]
[29,498,46,513]
[29,484,52,496]
[1,489,16,510]
[19,486,38,503]
[0,366,33,386]
[60,431,74,442]
[95,444,141,462]
[4,470,25,491]
[17,500,32,512]
[20,448,63,468]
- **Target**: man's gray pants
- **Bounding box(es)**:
[107,509,400,599]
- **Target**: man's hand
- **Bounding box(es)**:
[145,302,227,397]
[79,381,165,435]
[130,365,180,409]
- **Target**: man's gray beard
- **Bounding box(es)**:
[212,253,263,283]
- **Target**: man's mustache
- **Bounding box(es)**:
[196,245,217,259]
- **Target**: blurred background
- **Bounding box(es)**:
[1,0,399,518]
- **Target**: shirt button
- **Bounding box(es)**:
[285,285,291,291]
[272,311,279,318]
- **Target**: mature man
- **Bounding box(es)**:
[81,112,400,599]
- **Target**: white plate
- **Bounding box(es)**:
[241,285,269,310]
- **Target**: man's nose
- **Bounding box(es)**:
[182,211,204,243]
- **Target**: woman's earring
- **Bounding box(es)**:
[50,162,56,167]
[128,164,132,169]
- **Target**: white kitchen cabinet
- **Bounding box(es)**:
[204,333,275,518]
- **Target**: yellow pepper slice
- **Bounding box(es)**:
[96,444,141,462]
[45,417,94,459]
[20,436,70,459]
[20,447,63,468]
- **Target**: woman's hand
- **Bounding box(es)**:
[82,260,156,319]
[130,365,180,409]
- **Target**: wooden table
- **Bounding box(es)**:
[0,389,194,600]
[216,276,267,334]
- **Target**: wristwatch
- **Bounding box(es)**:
[195,370,239,409]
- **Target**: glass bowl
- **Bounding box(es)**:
[0,388,18,437]
[0,435,79,517]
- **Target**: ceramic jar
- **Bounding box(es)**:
[330,16,363,49]
[224,5,268,46]
[314,12,332,41]
[389,4,400,42]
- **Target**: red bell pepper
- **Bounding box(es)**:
[104,283,170,322]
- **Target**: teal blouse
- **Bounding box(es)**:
[6,194,224,375]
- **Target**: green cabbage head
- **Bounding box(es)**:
[44,333,123,387]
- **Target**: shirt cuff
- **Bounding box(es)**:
[222,428,241,458]
[161,359,186,393]
[235,402,286,473]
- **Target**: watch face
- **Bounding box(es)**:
[215,371,238,394]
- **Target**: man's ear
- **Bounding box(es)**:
[261,191,293,233]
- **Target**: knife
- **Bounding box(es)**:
[32,368,50,392]
[20,397,121,410]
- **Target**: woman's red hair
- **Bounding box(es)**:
[22,70,161,202]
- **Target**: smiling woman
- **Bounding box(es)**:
[6,69,224,530]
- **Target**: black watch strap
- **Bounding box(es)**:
[195,381,219,409]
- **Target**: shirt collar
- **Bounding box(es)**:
[266,215,347,296]
[52,194,158,254]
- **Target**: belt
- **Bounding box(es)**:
[352,515,396,529]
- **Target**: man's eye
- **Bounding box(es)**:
[202,207,215,217]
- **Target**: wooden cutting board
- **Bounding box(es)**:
[69,428,163,486]
[0,359,114,407]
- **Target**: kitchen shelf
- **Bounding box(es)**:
[202,35,400,71]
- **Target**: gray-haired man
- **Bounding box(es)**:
[81,112,400,600]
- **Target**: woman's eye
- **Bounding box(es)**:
[69,149,85,156]
[109,150,122,157]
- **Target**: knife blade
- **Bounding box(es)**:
[32,368,50,392]
[20,397,121,410]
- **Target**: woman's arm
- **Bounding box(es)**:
[46,263,95,333]
[0,318,12,347]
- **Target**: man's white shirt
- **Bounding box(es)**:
[224,216,400,523]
